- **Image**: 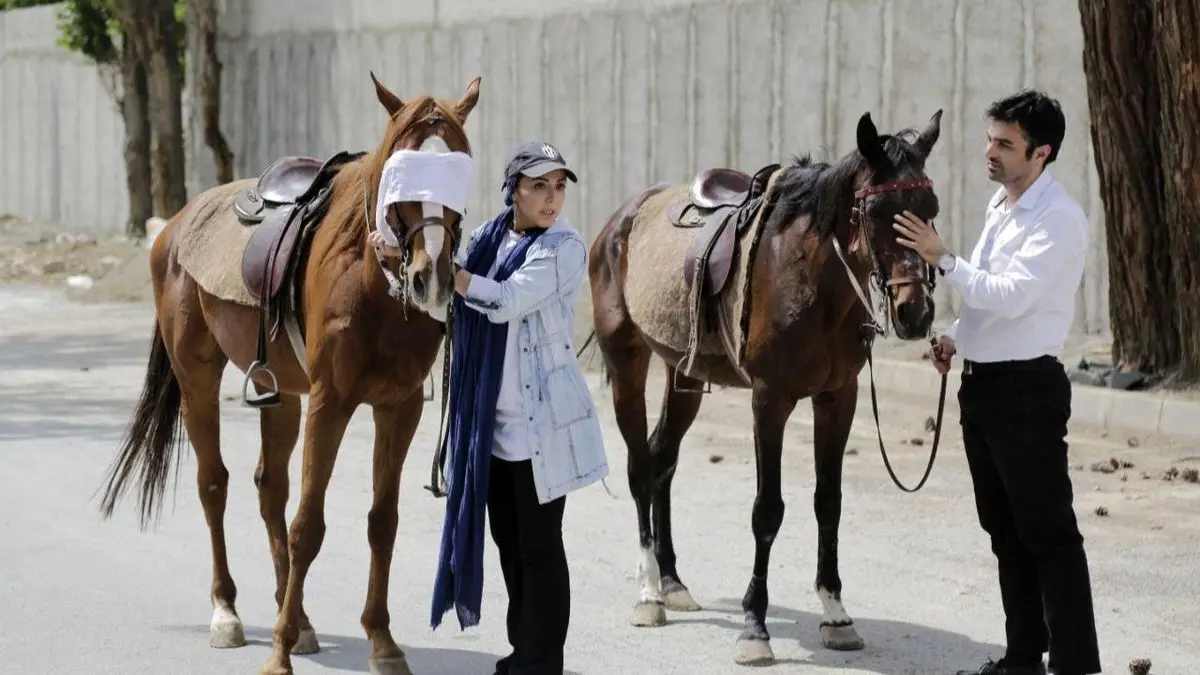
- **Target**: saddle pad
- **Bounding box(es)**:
[175,179,268,308]
[624,184,767,372]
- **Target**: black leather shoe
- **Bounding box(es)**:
[956,658,1047,675]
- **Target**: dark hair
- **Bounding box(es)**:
[985,90,1066,164]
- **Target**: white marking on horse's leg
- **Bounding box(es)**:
[630,545,667,627]
[209,603,246,649]
[815,584,864,650]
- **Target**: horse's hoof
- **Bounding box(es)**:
[258,659,292,675]
[820,622,865,650]
[291,628,320,655]
[209,608,246,649]
[734,637,775,666]
[370,656,414,675]
[661,579,702,611]
[630,600,667,627]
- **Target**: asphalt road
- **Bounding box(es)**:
[1,286,1197,675]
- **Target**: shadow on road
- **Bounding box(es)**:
[667,597,1006,673]
[0,332,150,372]
[161,624,586,674]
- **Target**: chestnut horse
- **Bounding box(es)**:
[95,74,481,675]
[586,111,944,665]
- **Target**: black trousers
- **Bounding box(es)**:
[958,356,1101,675]
[488,457,570,675]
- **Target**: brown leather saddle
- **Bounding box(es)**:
[233,150,366,408]
[671,164,780,298]
[669,163,781,392]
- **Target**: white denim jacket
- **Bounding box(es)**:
[457,215,609,504]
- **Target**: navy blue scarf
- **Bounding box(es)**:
[430,206,545,630]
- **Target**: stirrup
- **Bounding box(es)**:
[242,361,282,409]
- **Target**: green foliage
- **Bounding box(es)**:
[55,0,119,65]
[41,0,187,70]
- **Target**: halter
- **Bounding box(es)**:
[831,176,937,340]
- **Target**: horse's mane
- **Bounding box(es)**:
[767,128,925,238]
[322,95,474,254]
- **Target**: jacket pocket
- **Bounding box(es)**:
[542,364,592,430]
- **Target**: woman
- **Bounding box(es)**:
[376,140,608,675]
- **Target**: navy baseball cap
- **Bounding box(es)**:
[502,141,579,187]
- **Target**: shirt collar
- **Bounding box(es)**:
[990,169,1055,211]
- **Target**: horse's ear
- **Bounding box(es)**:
[370,70,404,117]
[855,112,889,171]
[915,109,943,157]
[455,76,482,122]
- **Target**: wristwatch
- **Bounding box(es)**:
[936,252,957,275]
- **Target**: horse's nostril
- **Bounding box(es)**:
[412,274,426,297]
[897,299,921,325]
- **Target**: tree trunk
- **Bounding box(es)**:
[1150,0,1200,382]
[1078,0,1200,385]
[119,28,153,239]
[188,0,234,184]
[144,0,188,217]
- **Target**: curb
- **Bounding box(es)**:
[863,358,1200,443]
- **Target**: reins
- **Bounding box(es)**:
[832,177,946,493]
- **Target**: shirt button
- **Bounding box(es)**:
[528,416,533,421]
[523,347,528,353]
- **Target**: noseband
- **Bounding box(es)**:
[831,176,937,339]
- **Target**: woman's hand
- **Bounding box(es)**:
[454,268,473,295]
[367,230,403,260]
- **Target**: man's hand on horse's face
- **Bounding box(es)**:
[893,210,946,266]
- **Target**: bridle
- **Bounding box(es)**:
[832,177,938,338]
[360,164,464,500]
[830,175,947,494]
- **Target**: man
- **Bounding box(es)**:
[892,89,1102,675]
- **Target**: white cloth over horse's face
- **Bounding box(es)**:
[374,136,476,317]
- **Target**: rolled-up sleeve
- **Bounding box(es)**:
[461,236,587,324]
[943,207,1088,319]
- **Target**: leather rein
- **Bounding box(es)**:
[830,177,947,493]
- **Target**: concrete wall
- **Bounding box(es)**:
[1,0,1110,334]
[0,4,129,233]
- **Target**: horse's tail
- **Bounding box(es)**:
[575,329,613,387]
[97,320,185,529]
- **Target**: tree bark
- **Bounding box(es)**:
[1078,0,1200,385]
[1150,0,1200,382]
[143,0,188,217]
[188,0,234,184]
[119,26,153,239]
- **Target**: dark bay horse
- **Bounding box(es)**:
[587,110,943,665]
[95,73,481,675]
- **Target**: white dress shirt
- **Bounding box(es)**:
[942,170,1090,363]
[485,228,534,462]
